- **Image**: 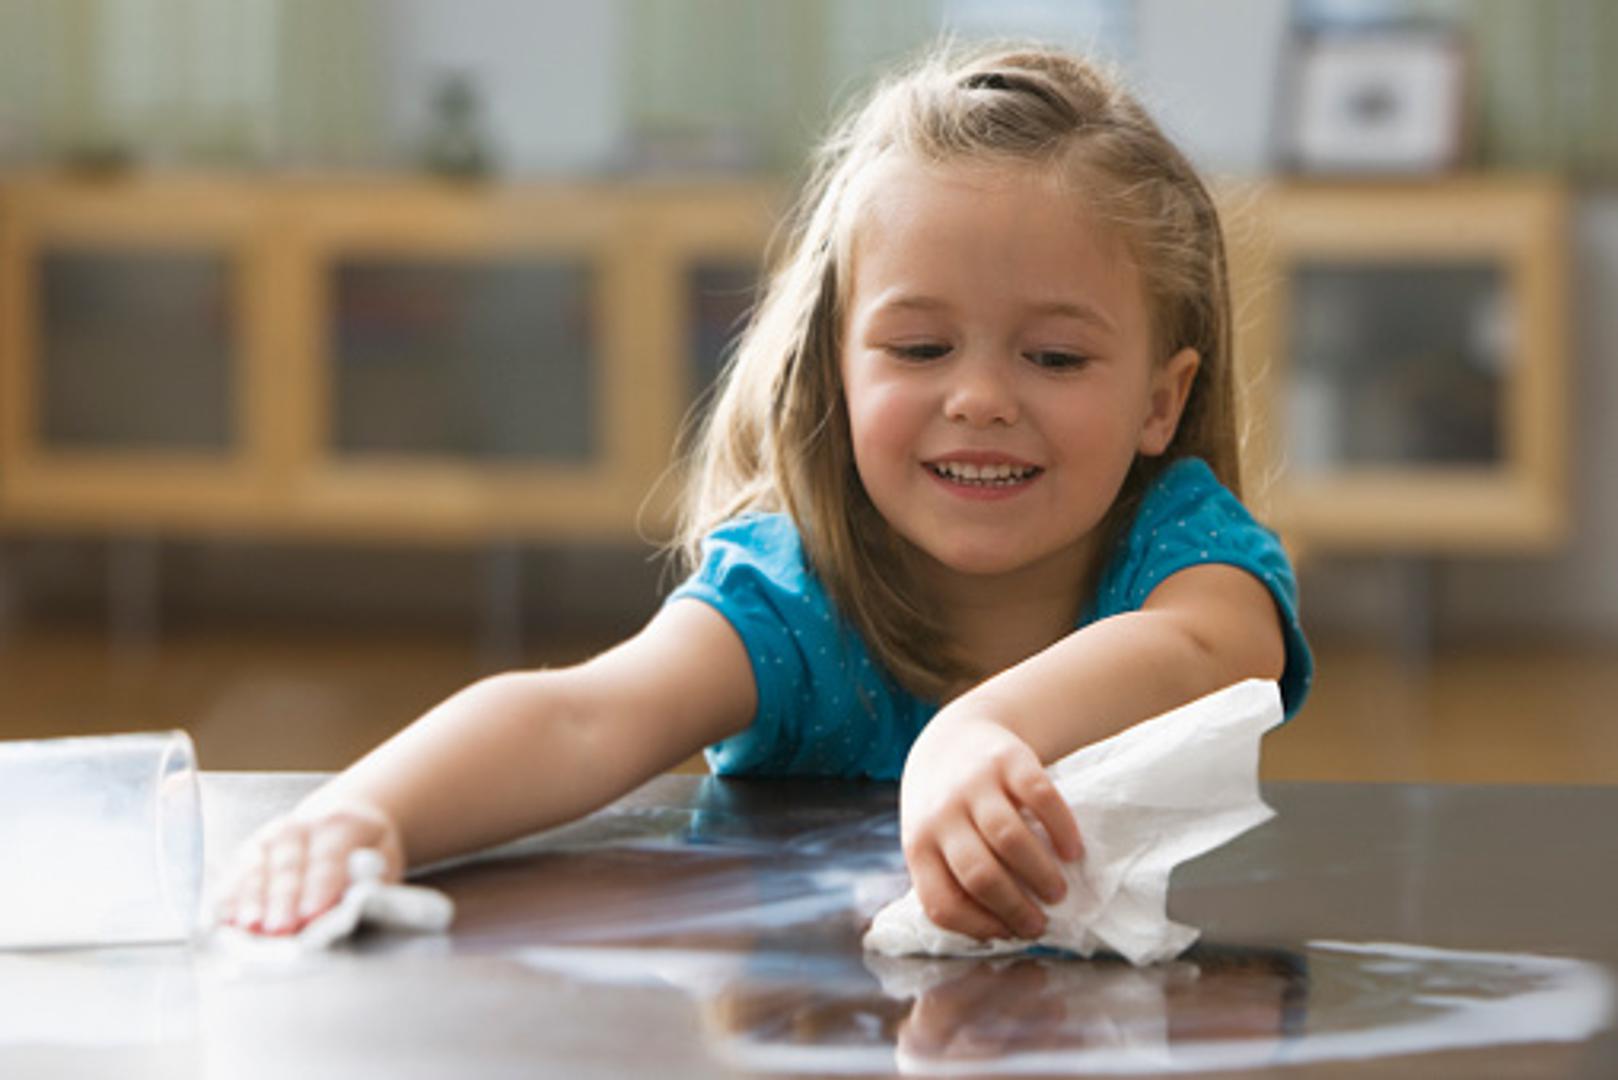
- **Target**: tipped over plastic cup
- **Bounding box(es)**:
[0,731,204,950]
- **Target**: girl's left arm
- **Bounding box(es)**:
[898,563,1286,942]
[961,562,1286,760]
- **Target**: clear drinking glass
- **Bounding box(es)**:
[0,731,204,950]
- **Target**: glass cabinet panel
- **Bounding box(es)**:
[686,261,759,405]
[329,258,596,463]
[39,250,236,451]
[1285,262,1509,473]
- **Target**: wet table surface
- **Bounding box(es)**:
[3,775,1616,1078]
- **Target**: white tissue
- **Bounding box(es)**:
[863,678,1282,966]
[214,847,455,955]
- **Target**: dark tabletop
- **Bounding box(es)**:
[2,774,1615,1078]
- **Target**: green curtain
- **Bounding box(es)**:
[10,0,1607,181]
[622,0,938,173]
[0,0,93,160]
[1466,0,1618,182]
[274,0,386,167]
[1406,0,1618,182]
[0,0,385,168]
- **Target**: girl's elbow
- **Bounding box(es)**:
[1242,626,1288,685]
[1176,613,1286,688]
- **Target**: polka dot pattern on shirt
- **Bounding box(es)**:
[668,456,1313,779]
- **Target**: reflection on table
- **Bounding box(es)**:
[0,773,1613,1078]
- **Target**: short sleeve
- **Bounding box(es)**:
[1094,458,1314,718]
[664,517,811,774]
[663,514,929,779]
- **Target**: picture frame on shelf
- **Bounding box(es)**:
[1280,24,1470,176]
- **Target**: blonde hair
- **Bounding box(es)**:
[675,41,1240,701]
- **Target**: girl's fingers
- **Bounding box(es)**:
[261,827,310,934]
[1008,761,1083,863]
[230,857,269,930]
[298,819,377,921]
[232,830,280,931]
[220,805,403,936]
[939,831,1045,940]
[971,795,1067,906]
[908,843,1012,942]
[295,853,350,924]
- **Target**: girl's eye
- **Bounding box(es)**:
[1026,350,1089,370]
[891,343,951,361]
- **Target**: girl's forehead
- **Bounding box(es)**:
[848,150,1077,218]
[839,151,1142,312]
[845,151,1130,256]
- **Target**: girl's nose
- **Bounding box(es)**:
[944,355,1019,428]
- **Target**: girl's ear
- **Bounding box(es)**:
[1137,348,1200,456]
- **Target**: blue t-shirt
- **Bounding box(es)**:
[667,456,1312,780]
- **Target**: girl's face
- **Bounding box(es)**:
[839,155,1198,586]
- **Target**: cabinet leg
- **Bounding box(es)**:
[108,534,162,660]
[0,539,18,644]
[1392,556,1437,673]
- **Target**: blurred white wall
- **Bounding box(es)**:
[1135,0,1289,176]
[385,0,623,173]
[379,0,1297,179]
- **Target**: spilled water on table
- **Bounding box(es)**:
[510,938,1610,1075]
[430,779,1616,1074]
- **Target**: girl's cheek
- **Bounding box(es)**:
[861,375,923,424]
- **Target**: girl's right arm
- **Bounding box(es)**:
[219,597,755,936]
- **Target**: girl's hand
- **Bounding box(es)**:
[899,710,1083,941]
[219,798,405,936]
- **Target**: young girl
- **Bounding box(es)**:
[222,43,1312,946]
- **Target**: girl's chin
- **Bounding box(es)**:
[908,531,1097,584]
[917,544,1042,580]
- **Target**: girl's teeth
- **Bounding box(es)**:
[931,462,1037,485]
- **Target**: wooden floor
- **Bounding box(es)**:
[1,621,1615,785]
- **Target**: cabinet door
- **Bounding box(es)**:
[285,186,659,540]
[685,260,761,429]
[329,256,597,465]
[622,187,776,533]
[1286,261,1508,472]
[39,249,235,452]
[1230,179,1566,551]
[0,180,272,527]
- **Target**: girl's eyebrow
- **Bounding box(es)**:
[868,292,1117,336]
[1026,299,1117,335]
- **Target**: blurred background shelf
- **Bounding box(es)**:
[0,173,778,541]
[3,173,1569,555]
[1230,176,1568,554]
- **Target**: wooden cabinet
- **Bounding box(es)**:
[1,174,1569,555]
[1227,177,1568,552]
[0,174,777,541]
[0,179,276,528]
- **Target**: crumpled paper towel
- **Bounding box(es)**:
[863,678,1282,966]
[213,848,454,955]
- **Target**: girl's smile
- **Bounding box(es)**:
[924,451,1044,500]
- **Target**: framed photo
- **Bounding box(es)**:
[1281,26,1469,175]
